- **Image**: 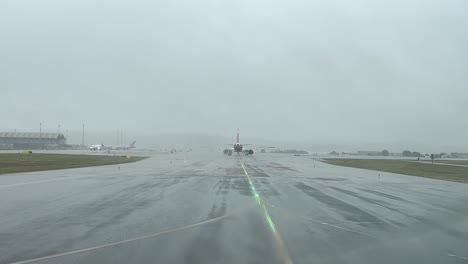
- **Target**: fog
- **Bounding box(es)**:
[1,0,467,152]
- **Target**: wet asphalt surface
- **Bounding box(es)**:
[1,151,468,264]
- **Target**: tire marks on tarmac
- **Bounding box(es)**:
[294,182,384,224]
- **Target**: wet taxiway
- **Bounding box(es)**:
[1,151,468,264]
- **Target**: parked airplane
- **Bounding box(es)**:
[89,140,136,151]
[114,140,136,150]
[223,130,253,156]
[89,144,105,151]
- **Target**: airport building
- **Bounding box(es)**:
[450,153,468,159]
[357,150,381,156]
[0,132,67,150]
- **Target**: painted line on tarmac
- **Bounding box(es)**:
[239,158,293,264]
[340,221,384,224]
[258,191,378,239]
[303,216,374,238]
[7,207,249,264]
[0,175,89,189]
[448,254,468,261]
[261,198,382,231]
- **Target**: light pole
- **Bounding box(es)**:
[39,122,43,150]
[82,124,85,147]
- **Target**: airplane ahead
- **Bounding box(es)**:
[224,130,253,156]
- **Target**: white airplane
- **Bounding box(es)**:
[223,130,254,156]
[89,144,106,151]
[89,140,136,151]
[114,140,137,150]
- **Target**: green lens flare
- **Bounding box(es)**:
[265,213,277,232]
[241,160,278,233]
[240,160,293,263]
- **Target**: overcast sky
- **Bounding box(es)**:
[1,0,467,151]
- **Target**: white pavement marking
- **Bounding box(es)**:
[448,254,468,261]
[340,221,384,224]
[7,208,248,264]
[0,175,89,189]
[257,186,379,238]
[304,217,374,238]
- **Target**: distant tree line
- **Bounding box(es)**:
[273,149,308,154]
[329,149,447,158]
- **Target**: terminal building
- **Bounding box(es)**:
[0,132,67,150]
[357,150,382,156]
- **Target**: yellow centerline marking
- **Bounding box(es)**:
[239,158,293,264]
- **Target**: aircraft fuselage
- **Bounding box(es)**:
[234,143,243,153]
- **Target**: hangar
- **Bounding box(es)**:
[0,132,67,150]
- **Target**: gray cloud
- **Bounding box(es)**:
[1,0,467,152]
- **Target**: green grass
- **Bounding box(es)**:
[323,159,468,183]
[0,153,147,175]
